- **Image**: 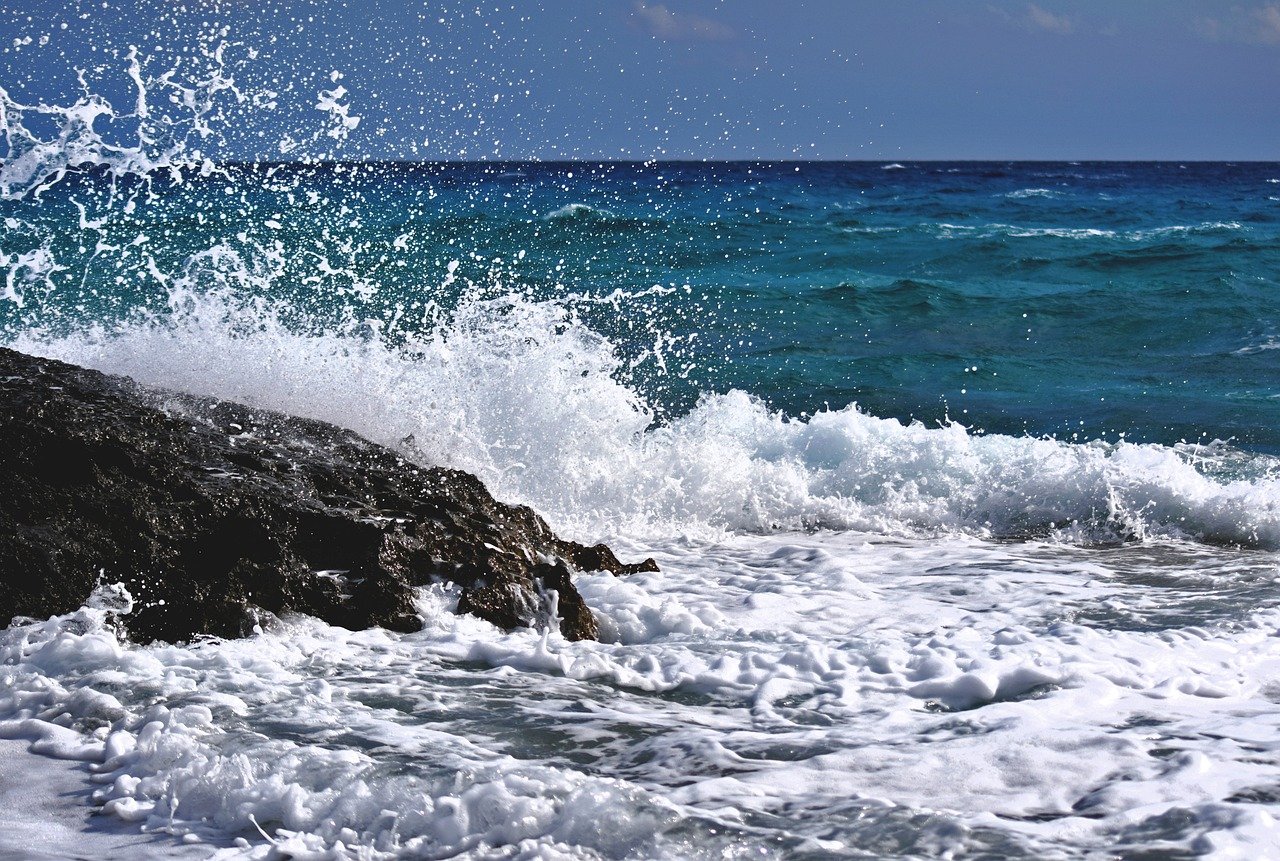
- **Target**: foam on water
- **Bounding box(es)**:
[935,221,1247,241]
[1004,188,1063,199]
[12,286,1280,550]
[5,534,1280,859]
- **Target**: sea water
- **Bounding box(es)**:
[5,35,1280,861]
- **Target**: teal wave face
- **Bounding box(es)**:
[4,161,1280,451]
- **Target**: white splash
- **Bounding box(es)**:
[0,45,249,199]
[11,284,1280,549]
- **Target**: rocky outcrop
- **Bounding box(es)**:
[0,347,656,643]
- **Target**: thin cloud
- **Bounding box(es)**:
[1262,4,1280,41]
[632,3,736,42]
[1026,3,1074,35]
[1196,3,1280,45]
[988,3,1075,35]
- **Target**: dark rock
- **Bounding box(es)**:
[0,347,657,643]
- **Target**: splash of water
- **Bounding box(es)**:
[3,9,1279,551]
[0,43,248,199]
[11,283,1280,549]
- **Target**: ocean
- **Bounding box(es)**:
[4,155,1280,859]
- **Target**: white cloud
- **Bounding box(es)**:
[632,3,736,42]
[1252,3,1280,43]
[1196,3,1280,45]
[1026,3,1073,35]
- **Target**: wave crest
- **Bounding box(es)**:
[543,203,618,221]
[11,288,1280,549]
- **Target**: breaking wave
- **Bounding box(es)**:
[11,286,1280,549]
[542,203,618,221]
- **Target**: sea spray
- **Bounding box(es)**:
[12,285,1280,548]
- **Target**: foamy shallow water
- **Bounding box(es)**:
[5,531,1280,859]
[8,260,1280,859]
[8,258,1280,859]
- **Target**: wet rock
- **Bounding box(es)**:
[0,347,656,643]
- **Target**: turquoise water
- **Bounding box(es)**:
[11,161,1280,860]
[6,160,1280,453]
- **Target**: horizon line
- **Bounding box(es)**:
[210,157,1280,167]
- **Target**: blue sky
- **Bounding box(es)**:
[1,0,1277,160]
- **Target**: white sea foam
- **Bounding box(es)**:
[1004,225,1114,239]
[11,285,1280,551]
[1004,188,1063,199]
[934,221,1245,241]
[5,535,1280,858]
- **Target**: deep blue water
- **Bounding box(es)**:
[4,160,1280,451]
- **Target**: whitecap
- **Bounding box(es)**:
[542,202,618,221]
[1004,188,1063,199]
[1233,336,1280,356]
